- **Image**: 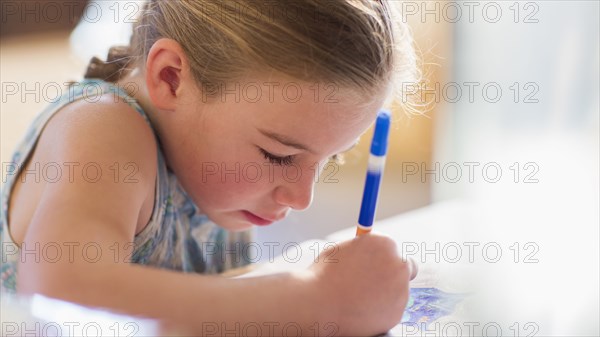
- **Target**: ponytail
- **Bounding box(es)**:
[84,45,134,83]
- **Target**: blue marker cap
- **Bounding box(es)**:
[370,110,391,156]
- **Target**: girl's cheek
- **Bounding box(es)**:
[215,174,268,197]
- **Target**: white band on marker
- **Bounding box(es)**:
[367,154,386,172]
[357,224,372,230]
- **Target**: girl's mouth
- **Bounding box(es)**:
[241,210,274,226]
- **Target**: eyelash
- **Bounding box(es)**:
[259,148,295,166]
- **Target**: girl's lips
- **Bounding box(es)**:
[241,210,274,226]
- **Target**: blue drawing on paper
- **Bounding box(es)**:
[401,288,467,328]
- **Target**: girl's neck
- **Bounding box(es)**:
[115,68,162,133]
[114,68,173,161]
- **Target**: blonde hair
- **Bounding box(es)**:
[85,0,420,109]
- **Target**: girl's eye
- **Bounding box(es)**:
[259,148,295,166]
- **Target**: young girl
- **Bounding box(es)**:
[1,0,419,335]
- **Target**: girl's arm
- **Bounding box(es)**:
[16,98,327,335]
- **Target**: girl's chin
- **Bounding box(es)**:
[222,222,255,232]
[210,214,255,232]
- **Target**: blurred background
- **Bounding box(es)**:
[1,1,599,334]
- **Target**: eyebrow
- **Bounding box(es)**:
[258,128,317,154]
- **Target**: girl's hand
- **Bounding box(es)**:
[308,234,417,336]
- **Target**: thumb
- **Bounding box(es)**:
[407,257,418,281]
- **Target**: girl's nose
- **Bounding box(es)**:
[273,171,315,211]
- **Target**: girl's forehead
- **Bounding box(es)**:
[197,75,383,141]
[243,94,380,154]
[249,92,378,130]
[237,77,379,118]
[224,72,382,109]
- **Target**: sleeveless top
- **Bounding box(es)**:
[0,79,254,293]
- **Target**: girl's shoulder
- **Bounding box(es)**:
[7,89,159,245]
[40,90,159,171]
[39,87,160,211]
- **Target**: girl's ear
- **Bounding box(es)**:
[145,38,190,111]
